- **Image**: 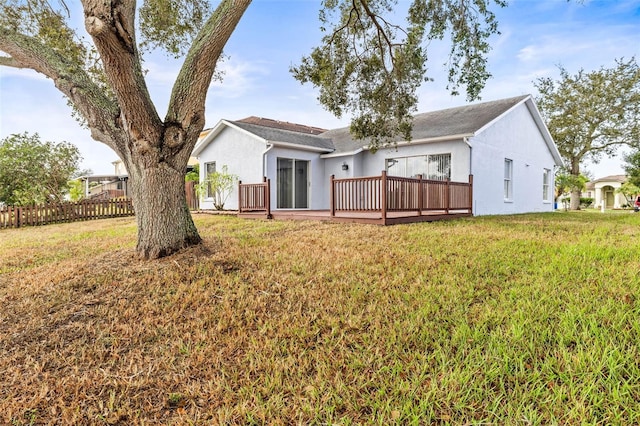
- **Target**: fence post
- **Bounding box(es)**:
[330,174,335,218]
[445,178,450,213]
[381,170,388,224]
[468,174,474,214]
[265,177,272,219]
[238,180,243,213]
[417,174,423,216]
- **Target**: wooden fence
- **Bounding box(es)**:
[0,198,134,229]
[331,171,473,218]
[238,177,271,218]
[185,181,199,211]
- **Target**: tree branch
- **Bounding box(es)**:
[0,27,124,155]
[0,55,29,68]
[166,0,251,153]
[82,0,162,155]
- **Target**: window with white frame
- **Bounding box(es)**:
[504,159,513,201]
[204,161,216,198]
[385,153,451,180]
[543,169,551,202]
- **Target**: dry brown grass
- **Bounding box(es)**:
[2,212,640,424]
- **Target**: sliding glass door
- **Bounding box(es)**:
[277,158,309,209]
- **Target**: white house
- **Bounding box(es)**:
[583,175,628,209]
[193,95,563,216]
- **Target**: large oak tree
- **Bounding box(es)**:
[0,0,504,258]
[534,58,640,210]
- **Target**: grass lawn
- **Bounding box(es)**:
[1,211,640,424]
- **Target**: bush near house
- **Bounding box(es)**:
[1,213,640,424]
[580,197,594,208]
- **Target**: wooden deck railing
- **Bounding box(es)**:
[331,171,473,219]
[0,198,134,229]
[238,177,271,218]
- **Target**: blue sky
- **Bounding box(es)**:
[1,0,639,176]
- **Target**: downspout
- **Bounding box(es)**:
[463,136,472,174]
[463,137,473,214]
[262,142,274,178]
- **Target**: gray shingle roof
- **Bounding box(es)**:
[222,95,531,154]
[321,95,529,153]
[230,120,335,151]
[236,116,327,135]
[585,175,627,189]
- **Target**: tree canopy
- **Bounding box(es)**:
[292,0,505,148]
[623,149,640,189]
[0,132,84,206]
[0,0,506,258]
[534,58,640,209]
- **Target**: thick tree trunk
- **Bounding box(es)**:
[129,162,201,259]
[570,161,581,210]
[570,189,581,210]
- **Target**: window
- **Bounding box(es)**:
[204,161,216,198]
[385,153,451,180]
[543,169,551,202]
[504,159,513,201]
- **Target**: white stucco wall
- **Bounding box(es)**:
[470,103,557,216]
[197,126,265,210]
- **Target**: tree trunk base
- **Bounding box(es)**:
[130,164,202,260]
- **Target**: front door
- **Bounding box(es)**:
[277,158,309,209]
[603,185,615,208]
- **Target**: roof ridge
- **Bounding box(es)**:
[235,116,327,135]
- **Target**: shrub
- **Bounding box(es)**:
[580,197,594,208]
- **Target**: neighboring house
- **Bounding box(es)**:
[111,156,200,176]
[583,175,628,209]
[77,160,129,199]
[193,95,563,216]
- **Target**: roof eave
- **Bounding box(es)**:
[192,119,269,157]
[524,98,564,166]
[321,148,364,158]
[269,140,334,153]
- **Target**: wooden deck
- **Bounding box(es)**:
[238,171,474,226]
[238,209,472,225]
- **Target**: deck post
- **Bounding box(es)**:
[417,174,423,216]
[330,174,336,218]
[265,177,272,219]
[445,178,450,214]
[238,180,243,213]
[381,170,388,224]
[468,174,474,214]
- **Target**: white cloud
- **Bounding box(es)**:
[208,56,270,99]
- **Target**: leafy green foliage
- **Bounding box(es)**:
[138,0,212,57]
[196,165,237,210]
[579,197,594,208]
[184,163,199,182]
[623,149,640,188]
[616,181,640,206]
[554,171,588,199]
[291,0,506,149]
[535,58,640,174]
[67,179,85,202]
[0,132,84,205]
